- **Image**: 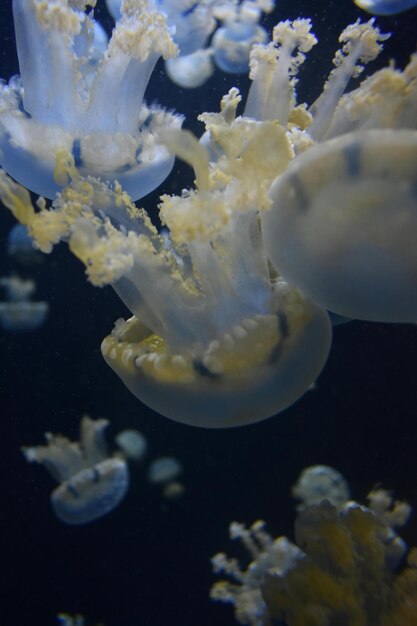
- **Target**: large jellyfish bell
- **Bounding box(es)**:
[0,0,182,200]
[262,130,417,323]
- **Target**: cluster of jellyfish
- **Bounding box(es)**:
[210,464,413,626]
[0,0,416,431]
[22,415,184,525]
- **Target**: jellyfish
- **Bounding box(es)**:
[0,275,48,331]
[262,129,417,323]
[147,456,183,484]
[2,17,416,427]
[165,49,215,89]
[0,0,182,200]
[212,0,270,74]
[292,465,351,511]
[22,416,129,525]
[115,429,147,461]
[354,0,417,15]
[7,223,43,265]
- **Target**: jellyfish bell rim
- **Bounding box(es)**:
[101,299,332,429]
[0,129,177,201]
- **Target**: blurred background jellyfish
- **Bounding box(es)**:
[212,0,271,74]
[22,416,129,525]
[115,428,148,461]
[7,223,43,266]
[147,456,183,484]
[0,275,48,332]
[291,464,351,511]
[0,0,182,200]
[354,0,417,15]
[165,49,215,89]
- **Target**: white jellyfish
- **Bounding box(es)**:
[165,50,214,89]
[262,130,417,323]
[147,456,183,484]
[0,0,181,200]
[22,416,129,525]
[354,0,417,15]
[115,428,147,461]
[292,465,350,511]
[0,275,48,331]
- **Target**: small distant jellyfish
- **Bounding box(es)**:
[162,480,186,500]
[354,0,417,15]
[212,1,270,74]
[165,50,214,89]
[7,223,42,265]
[115,428,147,461]
[292,465,350,511]
[22,416,129,525]
[147,456,183,484]
[0,275,48,331]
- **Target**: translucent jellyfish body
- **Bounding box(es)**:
[165,50,214,89]
[22,416,129,524]
[0,275,48,331]
[262,130,417,323]
[354,0,417,15]
[0,0,181,200]
[115,429,147,461]
[147,456,183,484]
[213,20,267,74]
[7,223,42,265]
[292,465,350,511]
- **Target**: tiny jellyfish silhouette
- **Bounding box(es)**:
[115,429,147,461]
[162,480,186,501]
[7,223,42,265]
[0,275,48,331]
[292,465,350,511]
[147,456,183,484]
[354,0,417,15]
[22,416,129,525]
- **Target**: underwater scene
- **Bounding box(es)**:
[0,0,417,624]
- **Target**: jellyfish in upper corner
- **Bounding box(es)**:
[0,275,48,331]
[0,0,182,201]
[22,416,129,525]
[354,0,417,15]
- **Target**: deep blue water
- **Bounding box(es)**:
[0,1,417,625]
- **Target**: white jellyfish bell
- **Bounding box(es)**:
[22,416,129,525]
[262,130,417,323]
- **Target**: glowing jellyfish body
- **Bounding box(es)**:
[0,0,181,200]
[0,275,48,331]
[147,456,183,484]
[262,130,417,323]
[22,417,129,525]
[292,465,350,511]
[165,50,214,89]
[115,429,147,461]
[354,0,417,15]
[212,21,268,74]
[7,223,41,264]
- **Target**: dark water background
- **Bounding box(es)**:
[0,1,417,625]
